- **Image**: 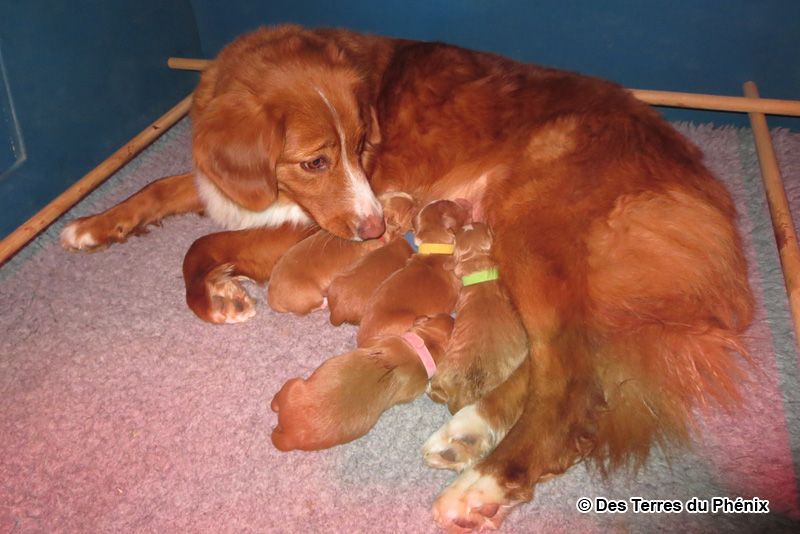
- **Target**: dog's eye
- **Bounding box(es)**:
[300,157,329,172]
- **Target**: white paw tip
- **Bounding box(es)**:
[219,305,257,324]
[60,222,97,250]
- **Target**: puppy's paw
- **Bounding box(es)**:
[205,264,257,324]
[60,214,144,252]
[423,405,495,471]
[270,377,334,451]
[270,378,307,451]
[429,363,482,414]
[432,469,518,533]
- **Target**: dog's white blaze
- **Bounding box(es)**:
[195,172,312,230]
[314,87,382,222]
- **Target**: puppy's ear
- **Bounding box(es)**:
[380,193,417,234]
[193,92,284,211]
[477,224,494,253]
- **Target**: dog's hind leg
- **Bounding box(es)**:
[431,187,753,532]
[60,172,202,251]
[423,354,529,472]
[183,224,316,323]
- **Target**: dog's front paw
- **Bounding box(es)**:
[60,214,145,252]
[423,405,495,471]
[432,469,518,533]
[205,264,257,324]
[60,217,107,251]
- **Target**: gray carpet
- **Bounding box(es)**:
[2,118,799,533]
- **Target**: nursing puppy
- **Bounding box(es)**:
[270,313,453,451]
[266,229,380,314]
[356,199,470,345]
[327,192,417,325]
[268,192,417,314]
[428,222,528,414]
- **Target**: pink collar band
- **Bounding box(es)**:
[400,332,437,379]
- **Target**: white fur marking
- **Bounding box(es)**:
[433,469,511,531]
[314,87,382,224]
[60,222,97,250]
[422,404,497,471]
[380,191,414,202]
[195,172,312,230]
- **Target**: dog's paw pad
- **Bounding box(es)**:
[206,266,257,324]
[422,405,494,471]
[432,469,514,533]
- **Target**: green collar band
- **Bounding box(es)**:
[461,267,499,286]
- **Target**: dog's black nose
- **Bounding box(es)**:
[357,214,385,240]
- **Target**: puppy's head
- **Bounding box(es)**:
[412,199,472,245]
[452,222,495,276]
[193,29,384,241]
[379,192,417,240]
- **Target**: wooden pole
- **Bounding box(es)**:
[744,81,800,346]
[167,57,212,72]
[0,93,193,265]
[634,88,800,117]
[167,57,800,117]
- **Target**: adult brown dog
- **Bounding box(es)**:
[60,25,753,531]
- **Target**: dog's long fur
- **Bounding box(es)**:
[60,25,754,531]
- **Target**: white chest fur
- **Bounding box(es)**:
[195,171,312,230]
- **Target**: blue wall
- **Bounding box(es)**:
[0,0,202,239]
[1,1,798,241]
[191,0,800,130]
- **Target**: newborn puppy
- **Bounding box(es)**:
[356,199,471,345]
[327,192,417,326]
[267,193,412,315]
[428,222,529,414]
[267,229,381,314]
[270,313,454,451]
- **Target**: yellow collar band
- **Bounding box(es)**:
[417,242,455,255]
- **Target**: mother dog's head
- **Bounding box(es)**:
[192,26,384,241]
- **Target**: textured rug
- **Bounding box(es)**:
[2,118,800,533]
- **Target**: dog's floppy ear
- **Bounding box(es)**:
[193,92,284,212]
[360,105,382,173]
